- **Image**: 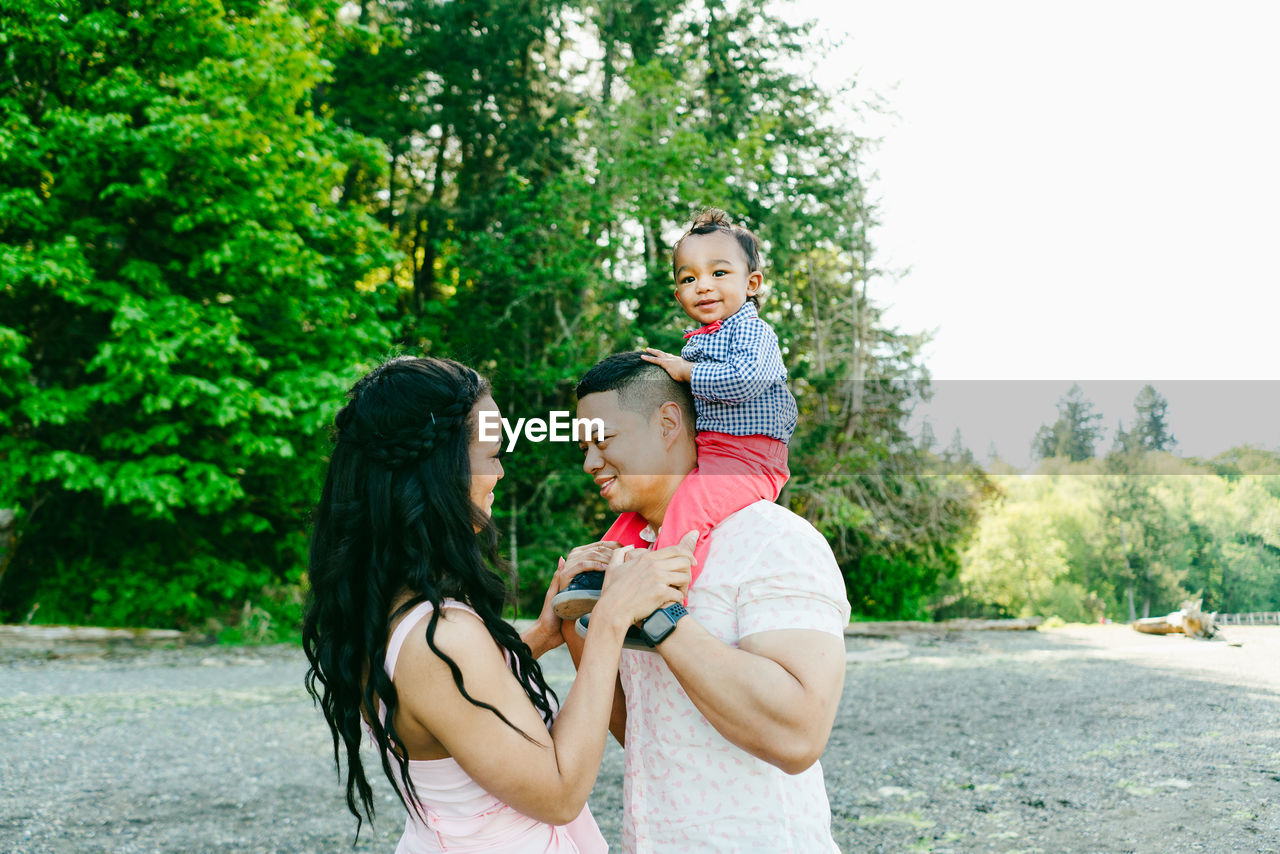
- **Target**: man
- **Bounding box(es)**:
[559,352,850,852]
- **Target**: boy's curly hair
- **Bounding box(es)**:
[672,208,763,306]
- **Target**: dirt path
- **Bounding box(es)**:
[1,625,1277,852]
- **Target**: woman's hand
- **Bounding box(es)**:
[559,539,622,586]
[523,540,622,657]
[521,561,567,658]
[595,530,697,628]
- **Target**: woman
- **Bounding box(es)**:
[303,357,690,852]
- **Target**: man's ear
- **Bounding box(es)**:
[747,270,764,295]
[657,401,685,448]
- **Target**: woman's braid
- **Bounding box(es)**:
[336,370,480,469]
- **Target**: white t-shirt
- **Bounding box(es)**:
[618,500,851,853]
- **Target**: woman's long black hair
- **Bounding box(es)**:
[302,357,558,836]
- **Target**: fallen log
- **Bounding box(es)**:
[0,624,186,644]
[845,617,1043,637]
[1132,599,1218,639]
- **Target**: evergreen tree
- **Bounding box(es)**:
[1111,419,1132,457]
[322,0,581,317]
[1129,384,1176,452]
[2,0,996,628]
[1033,384,1103,462]
[321,0,991,618]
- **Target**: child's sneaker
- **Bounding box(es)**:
[552,570,604,619]
[575,614,656,652]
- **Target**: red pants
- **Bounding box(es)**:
[601,432,789,593]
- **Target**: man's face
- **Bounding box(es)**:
[577,390,674,522]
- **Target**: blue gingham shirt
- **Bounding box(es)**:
[681,303,798,443]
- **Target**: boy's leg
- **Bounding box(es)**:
[551,513,653,618]
[654,434,789,590]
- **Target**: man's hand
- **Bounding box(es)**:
[599,530,697,625]
[641,348,693,383]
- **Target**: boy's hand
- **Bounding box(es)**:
[642,348,693,383]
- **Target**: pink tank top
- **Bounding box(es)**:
[380,599,608,853]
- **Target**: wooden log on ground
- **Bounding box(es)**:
[1131,599,1218,639]
[844,617,1044,637]
[1133,617,1183,635]
[0,624,186,644]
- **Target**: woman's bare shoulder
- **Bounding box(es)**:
[394,604,506,681]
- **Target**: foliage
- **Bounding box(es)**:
[957,449,1280,621]
[1115,384,1176,454]
[1032,384,1103,462]
[0,0,395,630]
[1,0,990,628]
[317,0,989,619]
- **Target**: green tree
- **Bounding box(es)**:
[960,447,1280,621]
[1174,471,1280,613]
[0,0,395,629]
[1095,473,1188,621]
[1114,384,1176,455]
[322,0,581,315]
[956,471,1105,622]
[1033,384,1103,462]
[319,0,988,618]
[3,0,996,629]
[1130,384,1176,452]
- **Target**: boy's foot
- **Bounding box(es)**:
[575,614,655,652]
[552,570,604,619]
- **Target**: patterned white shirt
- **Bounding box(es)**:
[681,303,798,443]
[618,501,851,853]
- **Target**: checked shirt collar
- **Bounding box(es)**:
[682,302,757,339]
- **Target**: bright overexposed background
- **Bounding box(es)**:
[782,0,1280,466]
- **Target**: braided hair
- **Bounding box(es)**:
[302,357,558,837]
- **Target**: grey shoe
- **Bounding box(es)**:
[552,570,604,619]
[575,614,656,652]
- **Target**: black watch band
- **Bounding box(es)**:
[640,602,688,646]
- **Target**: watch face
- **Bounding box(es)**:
[645,611,676,634]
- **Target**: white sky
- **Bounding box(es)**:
[783,0,1280,465]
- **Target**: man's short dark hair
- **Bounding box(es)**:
[576,352,696,434]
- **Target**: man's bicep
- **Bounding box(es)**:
[736,528,852,639]
[738,628,846,709]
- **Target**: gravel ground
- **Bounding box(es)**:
[1,624,1277,853]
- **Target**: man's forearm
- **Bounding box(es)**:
[606,677,627,747]
[658,618,845,774]
[520,622,560,659]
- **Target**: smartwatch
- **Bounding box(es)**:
[640,602,688,646]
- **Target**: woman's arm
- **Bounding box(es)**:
[519,558,569,659]
[394,538,693,825]
[560,609,628,747]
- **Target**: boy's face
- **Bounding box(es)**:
[672,231,762,326]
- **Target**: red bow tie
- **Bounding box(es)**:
[683,320,723,339]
